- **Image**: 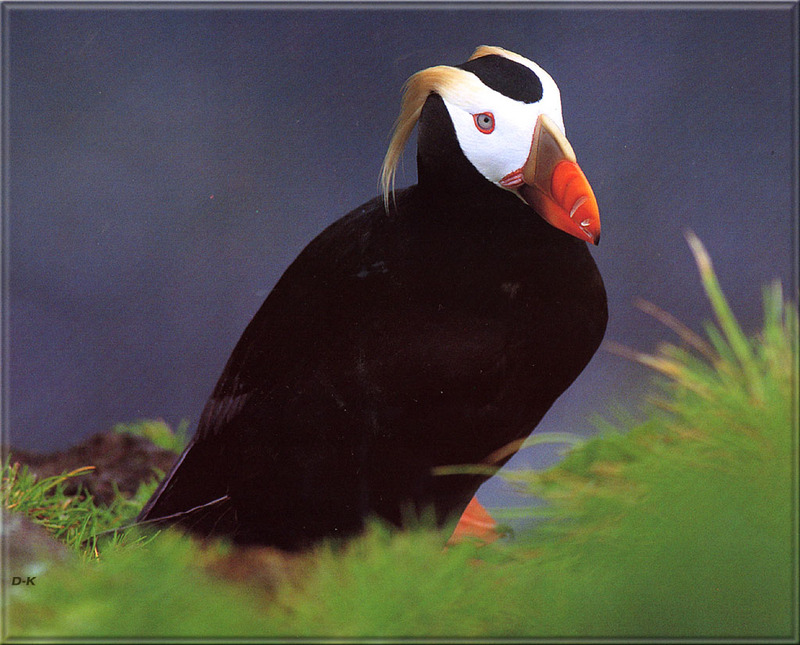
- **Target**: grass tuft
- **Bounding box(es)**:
[2,456,155,560]
[113,418,190,454]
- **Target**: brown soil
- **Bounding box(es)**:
[7,431,180,506]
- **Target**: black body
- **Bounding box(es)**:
[138,91,608,550]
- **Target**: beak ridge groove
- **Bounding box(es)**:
[518,115,601,245]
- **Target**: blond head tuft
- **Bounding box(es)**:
[380,66,463,209]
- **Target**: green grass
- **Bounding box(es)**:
[112,419,189,454]
[112,418,190,455]
[1,459,153,560]
[2,419,186,560]
[3,233,797,639]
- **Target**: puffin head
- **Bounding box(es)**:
[381,46,601,245]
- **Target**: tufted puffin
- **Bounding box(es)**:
[138,46,608,550]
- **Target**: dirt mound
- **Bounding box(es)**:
[8,432,179,506]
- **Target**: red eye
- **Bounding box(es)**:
[473,112,495,134]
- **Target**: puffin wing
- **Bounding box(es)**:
[137,199,391,530]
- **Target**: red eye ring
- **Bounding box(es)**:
[473,112,495,134]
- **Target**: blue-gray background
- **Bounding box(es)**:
[4,5,796,508]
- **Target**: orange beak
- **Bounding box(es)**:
[517,114,601,245]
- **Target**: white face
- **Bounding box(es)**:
[438,60,565,188]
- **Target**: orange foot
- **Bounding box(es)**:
[447,497,500,546]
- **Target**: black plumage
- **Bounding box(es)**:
[138,50,607,551]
